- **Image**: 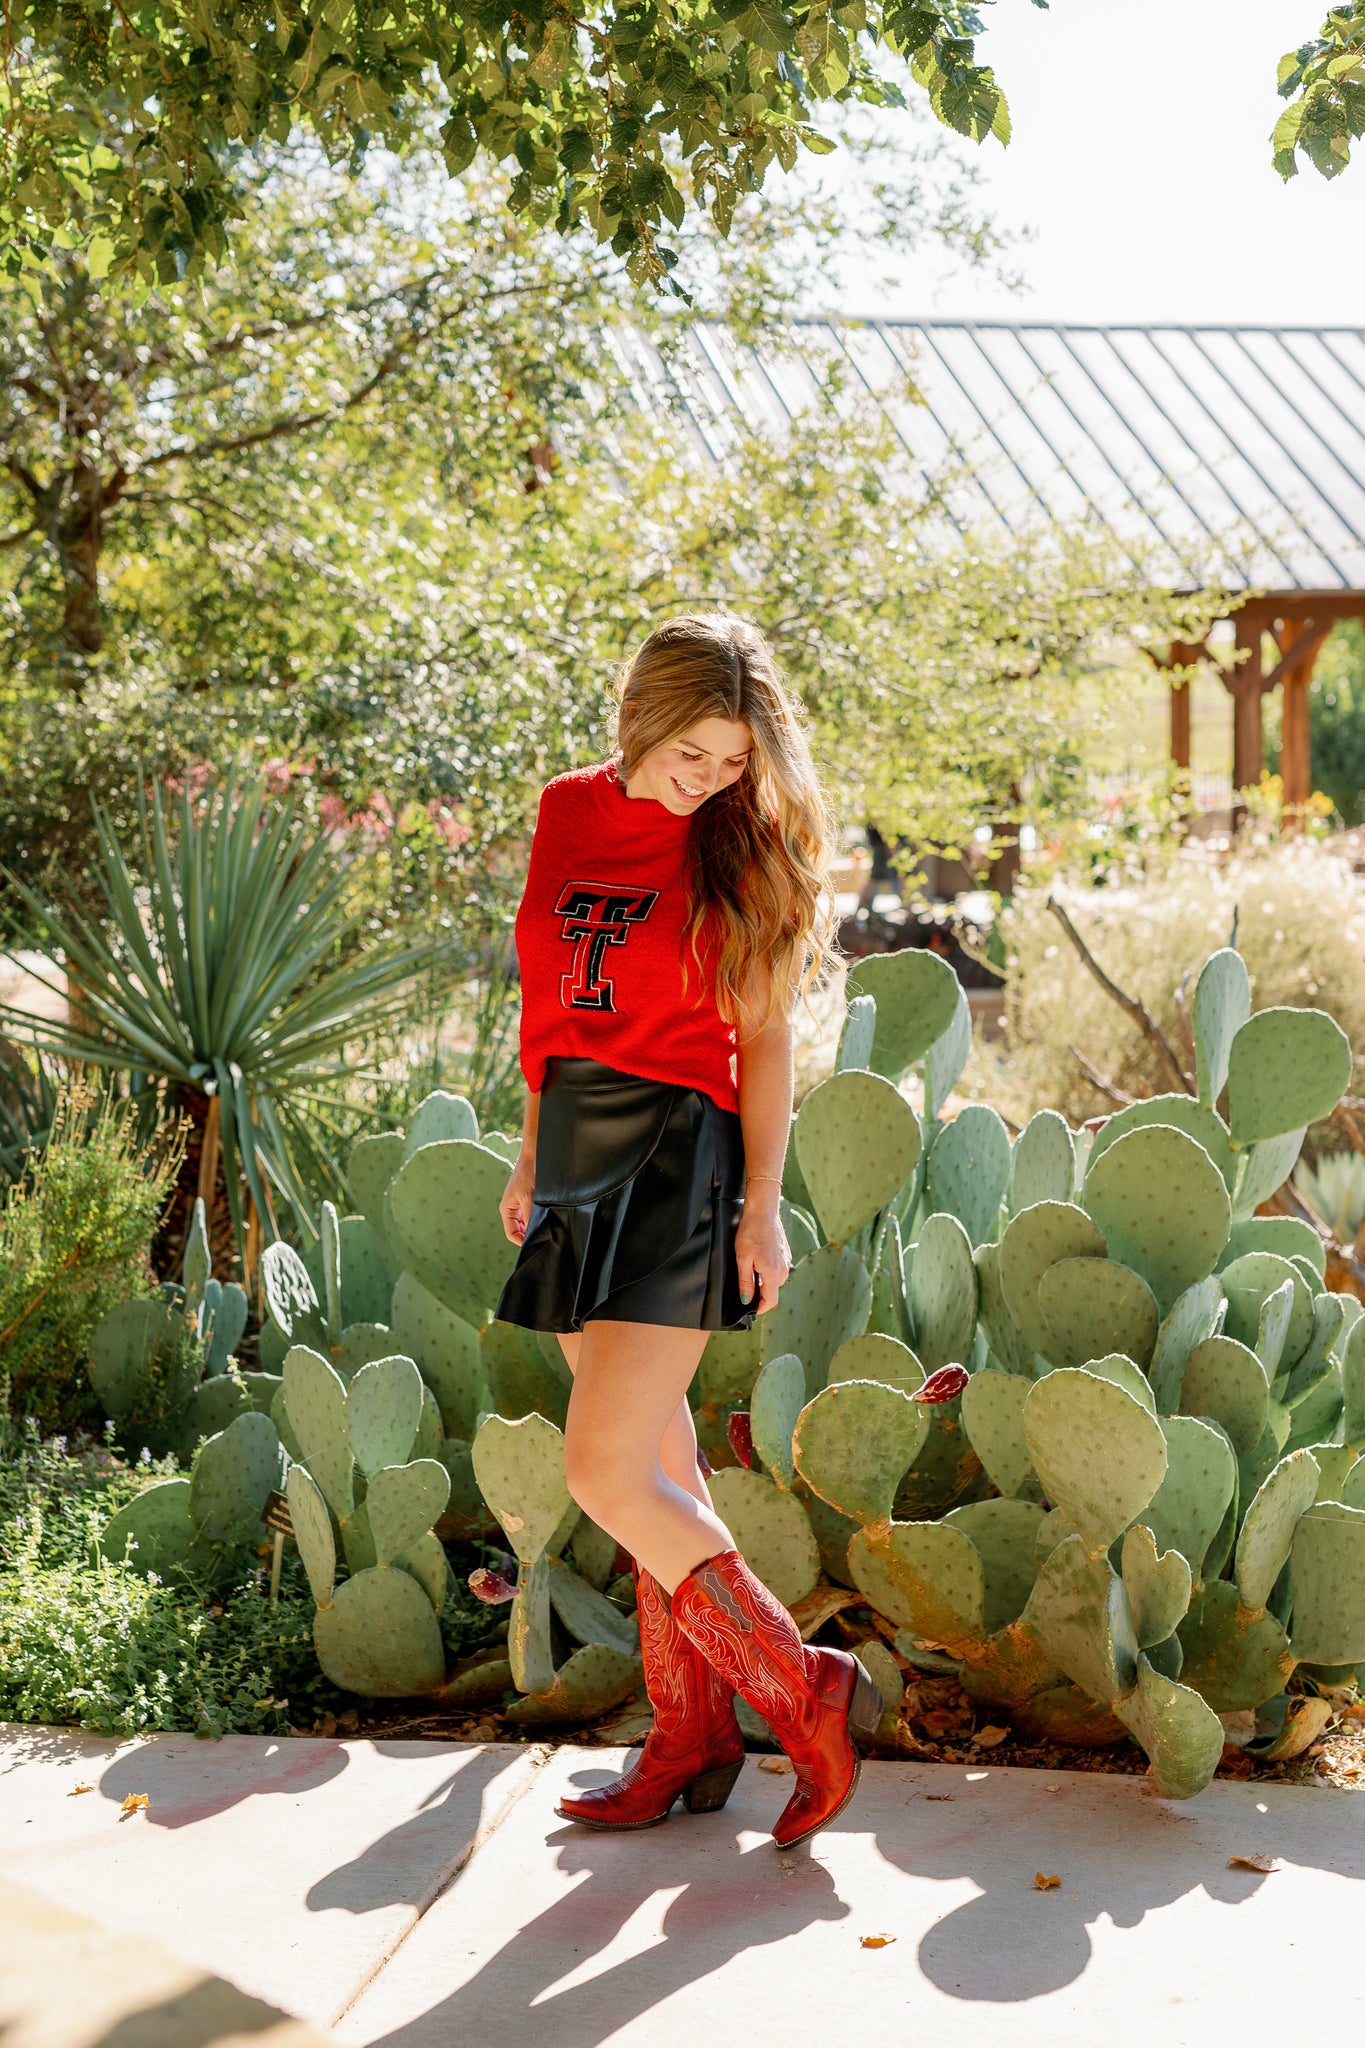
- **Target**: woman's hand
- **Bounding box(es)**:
[735,1195,791,1314]
[499,1155,536,1245]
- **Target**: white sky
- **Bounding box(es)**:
[842,0,1362,323]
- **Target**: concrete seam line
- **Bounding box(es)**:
[326,1744,553,2027]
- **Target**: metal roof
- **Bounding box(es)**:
[608,320,1365,593]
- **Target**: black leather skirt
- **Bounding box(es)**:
[494,1056,755,1334]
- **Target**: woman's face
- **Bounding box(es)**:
[628,717,753,816]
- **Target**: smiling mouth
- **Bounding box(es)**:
[670,776,705,801]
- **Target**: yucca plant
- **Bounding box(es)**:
[0,775,443,1276]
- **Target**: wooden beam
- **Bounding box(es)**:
[1231,589,1365,629]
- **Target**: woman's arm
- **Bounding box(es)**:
[499,1087,540,1244]
[734,969,796,1313]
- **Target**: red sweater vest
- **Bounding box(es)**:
[514,761,740,1114]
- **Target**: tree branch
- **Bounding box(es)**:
[0,516,41,551]
[1047,894,1194,1095]
[1068,1043,1137,1107]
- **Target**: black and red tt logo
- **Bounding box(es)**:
[554,881,658,1010]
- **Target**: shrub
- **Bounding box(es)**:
[0,1086,181,1435]
[0,1415,346,1735]
[987,839,1365,1123]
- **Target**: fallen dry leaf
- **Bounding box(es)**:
[1034,1873,1061,1890]
[925,1793,954,1802]
[758,1755,794,1774]
[1227,1854,1279,1874]
[972,1725,1009,1749]
[119,1793,149,1817]
[860,1935,897,1949]
[69,1783,94,1797]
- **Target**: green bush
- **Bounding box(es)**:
[0,1416,346,1735]
[0,1086,180,1435]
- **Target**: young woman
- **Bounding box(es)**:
[495,613,882,1849]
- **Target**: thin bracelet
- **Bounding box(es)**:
[745,1170,782,1185]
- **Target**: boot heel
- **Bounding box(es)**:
[848,1659,884,1746]
[682,1759,744,1813]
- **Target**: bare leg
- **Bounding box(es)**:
[560,1319,735,1595]
[556,1329,712,1512]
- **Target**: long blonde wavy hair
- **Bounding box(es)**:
[613,614,841,1030]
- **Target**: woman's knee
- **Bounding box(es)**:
[562,1425,636,1526]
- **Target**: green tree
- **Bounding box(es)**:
[0,0,1027,289]
[1274,1,1365,177]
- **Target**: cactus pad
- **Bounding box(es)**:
[974,1241,1031,1376]
[1290,1501,1365,1664]
[1226,1006,1352,1145]
[202,1281,249,1378]
[302,1214,395,1334]
[188,1411,282,1544]
[99,1478,195,1576]
[1036,1256,1160,1370]
[781,1199,820,1263]
[481,1320,571,1427]
[1119,1524,1192,1648]
[385,1139,517,1328]
[365,1459,451,1565]
[1191,947,1252,1107]
[1148,1277,1225,1414]
[694,1322,764,1410]
[1235,1448,1322,1610]
[836,992,877,1072]
[1085,1095,1237,1196]
[388,1272,487,1437]
[1177,1336,1270,1456]
[760,1243,873,1400]
[404,1089,479,1155]
[794,1069,922,1244]
[1142,1415,1236,1580]
[472,1412,572,1564]
[943,1498,1047,1632]
[283,1346,355,1519]
[1081,1353,1157,1413]
[88,1297,187,1418]
[504,1644,645,1727]
[1219,1253,1312,1374]
[1083,1124,1231,1313]
[999,1201,1107,1360]
[261,1241,325,1343]
[750,1351,807,1487]
[828,1332,924,1396]
[792,1380,927,1524]
[844,948,961,1080]
[848,1519,985,1651]
[547,1557,640,1656]
[1029,1538,1136,1703]
[1175,1578,1293,1710]
[345,1356,424,1476]
[1112,1655,1226,1800]
[925,1105,1012,1248]
[1024,1368,1168,1552]
[1233,1128,1307,1216]
[1009,1109,1075,1213]
[1219,1215,1326,1279]
[313,1563,446,1696]
[286,1464,336,1608]
[706,1467,821,1605]
[906,1211,977,1374]
[960,1370,1039,1500]
[923,983,972,1122]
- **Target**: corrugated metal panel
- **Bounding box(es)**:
[634,321,1365,591]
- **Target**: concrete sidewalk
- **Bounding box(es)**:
[3,1726,1363,2047]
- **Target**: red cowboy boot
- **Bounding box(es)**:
[671,1548,882,1850]
[555,1566,745,1830]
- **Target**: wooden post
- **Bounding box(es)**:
[1169,678,1191,772]
[1231,616,1265,823]
[1272,619,1330,833]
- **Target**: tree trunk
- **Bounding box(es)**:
[57,459,107,655]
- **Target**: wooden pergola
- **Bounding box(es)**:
[625,318,1365,818]
[1164,589,1365,821]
